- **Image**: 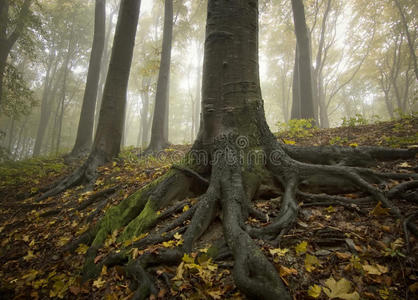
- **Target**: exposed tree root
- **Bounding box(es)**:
[51,134,417,299]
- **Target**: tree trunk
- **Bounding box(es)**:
[291,0,315,122]
[33,59,63,157]
[71,0,106,157]
[138,77,151,148]
[94,5,116,134]
[394,0,418,80]
[147,0,173,152]
[193,54,202,138]
[291,44,301,119]
[91,0,141,163]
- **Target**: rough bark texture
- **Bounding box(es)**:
[40,1,417,299]
[291,0,315,122]
[147,0,173,153]
[71,0,106,157]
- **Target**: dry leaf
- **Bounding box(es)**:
[370,202,389,216]
[308,284,322,298]
[323,277,359,300]
[295,241,308,255]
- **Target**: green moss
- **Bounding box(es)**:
[120,200,158,241]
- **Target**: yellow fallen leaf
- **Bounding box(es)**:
[24,250,36,261]
[305,254,321,272]
[308,284,322,298]
[323,277,359,300]
[76,244,89,255]
[182,205,190,212]
[349,143,358,148]
[284,139,296,145]
[370,202,389,216]
[295,241,308,256]
[174,232,182,240]
[93,277,106,289]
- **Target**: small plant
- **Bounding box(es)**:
[341,114,368,127]
[277,119,316,139]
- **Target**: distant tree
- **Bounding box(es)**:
[290,0,315,122]
[70,0,106,157]
[147,0,173,153]
[37,0,141,200]
[0,0,32,111]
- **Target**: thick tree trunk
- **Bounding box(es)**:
[138,77,151,148]
[71,0,106,157]
[291,0,315,122]
[147,0,173,152]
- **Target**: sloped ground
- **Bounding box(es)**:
[0,117,417,300]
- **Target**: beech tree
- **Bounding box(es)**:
[147,0,173,153]
[37,0,141,200]
[290,0,315,122]
[70,0,106,157]
[49,1,417,299]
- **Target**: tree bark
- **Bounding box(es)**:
[71,0,106,157]
[291,0,315,122]
[91,0,141,163]
[147,0,173,152]
[291,44,301,119]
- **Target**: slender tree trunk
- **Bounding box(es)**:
[194,55,202,138]
[71,0,106,156]
[394,0,418,80]
[90,0,141,163]
[147,0,173,152]
[139,77,151,148]
[95,5,116,134]
[291,0,315,122]
[291,44,301,119]
[7,116,14,152]
[33,60,63,156]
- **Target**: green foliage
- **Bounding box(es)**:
[0,157,65,189]
[382,134,418,148]
[2,63,37,117]
[277,119,316,138]
[341,114,368,127]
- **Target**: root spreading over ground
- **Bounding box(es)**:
[1,118,417,299]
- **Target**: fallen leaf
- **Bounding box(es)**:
[336,252,352,260]
[308,284,322,298]
[295,241,308,255]
[279,266,298,278]
[370,202,389,216]
[409,282,418,293]
[93,277,106,289]
[174,232,182,240]
[363,263,388,275]
[24,250,36,261]
[323,277,359,300]
[76,244,89,255]
[305,254,321,272]
[182,205,190,212]
[284,139,296,145]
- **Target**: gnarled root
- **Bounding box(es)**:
[69,136,417,299]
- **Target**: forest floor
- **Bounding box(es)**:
[0,116,417,300]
